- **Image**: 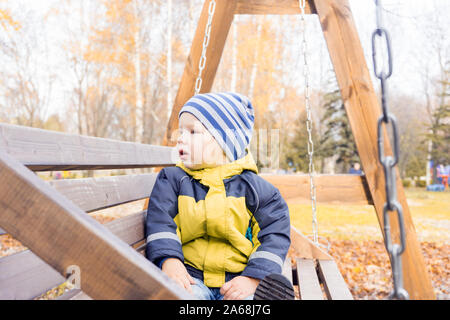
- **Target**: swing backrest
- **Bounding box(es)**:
[0,123,353,300]
[0,123,179,299]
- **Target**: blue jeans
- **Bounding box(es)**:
[191,278,254,300]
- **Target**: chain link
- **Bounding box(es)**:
[299,0,318,244]
[194,0,216,95]
[372,0,409,300]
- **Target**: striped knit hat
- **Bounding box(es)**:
[178,92,255,162]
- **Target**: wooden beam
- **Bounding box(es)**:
[0,150,191,300]
[317,259,353,300]
[57,289,91,300]
[290,226,332,260]
[1,173,157,237]
[314,0,435,299]
[235,0,316,15]
[261,174,372,205]
[0,249,65,300]
[296,258,324,300]
[0,211,146,300]
[48,174,157,213]
[0,123,176,171]
[161,0,237,148]
[282,258,293,284]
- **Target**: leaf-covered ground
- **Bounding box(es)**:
[1,188,448,300]
[288,188,450,300]
[307,239,448,300]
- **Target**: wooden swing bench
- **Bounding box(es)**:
[0,123,353,300]
[0,0,435,300]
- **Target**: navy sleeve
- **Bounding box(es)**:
[241,180,291,280]
[155,256,181,269]
[145,168,184,265]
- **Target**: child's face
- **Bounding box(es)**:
[176,112,228,170]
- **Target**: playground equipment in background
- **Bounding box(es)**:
[427,163,449,191]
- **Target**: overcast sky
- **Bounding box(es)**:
[2,0,449,117]
[349,0,449,98]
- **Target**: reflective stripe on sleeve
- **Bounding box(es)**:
[146,232,181,244]
[248,251,283,268]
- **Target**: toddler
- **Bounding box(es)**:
[145,92,292,300]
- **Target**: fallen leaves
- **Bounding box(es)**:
[287,238,450,300]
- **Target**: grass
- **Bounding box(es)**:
[289,187,450,243]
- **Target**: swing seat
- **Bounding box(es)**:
[282,258,353,300]
[283,227,353,300]
[0,123,352,300]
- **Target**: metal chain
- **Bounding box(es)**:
[299,0,318,244]
[194,0,216,95]
[371,0,409,300]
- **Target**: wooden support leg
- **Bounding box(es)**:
[147,0,237,205]
[314,0,435,299]
[162,0,237,148]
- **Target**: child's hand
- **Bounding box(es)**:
[162,258,196,293]
[220,276,260,300]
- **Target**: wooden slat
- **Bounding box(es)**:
[0,173,157,236]
[56,289,92,300]
[48,174,157,213]
[0,211,147,300]
[282,258,293,284]
[0,123,176,171]
[135,240,147,253]
[235,0,316,15]
[0,151,190,300]
[161,0,237,149]
[314,0,435,299]
[261,173,373,205]
[105,211,146,246]
[290,226,333,260]
[296,258,324,300]
[0,249,66,300]
[317,259,353,300]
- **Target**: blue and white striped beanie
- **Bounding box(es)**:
[178,92,255,162]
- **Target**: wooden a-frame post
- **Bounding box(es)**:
[161,0,435,299]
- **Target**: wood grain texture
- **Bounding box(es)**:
[314,0,435,299]
[1,173,156,236]
[0,151,190,300]
[0,123,177,171]
[317,259,353,300]
[282,258,293,284]
[48,174,157,213]
[290,226,333,260]
[296,258,324,300]
[235,0,316,15]
[161,0,237,148]
[56,289,91,300]
[0,211,147,300]
[261,173,372,205]
[0,249,66,300]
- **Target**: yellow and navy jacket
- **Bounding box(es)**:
[145,151,291,288]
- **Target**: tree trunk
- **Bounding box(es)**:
[133,0,143,143]
[167,0,173,120]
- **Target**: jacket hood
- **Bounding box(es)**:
[175,148,258,187]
